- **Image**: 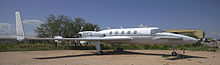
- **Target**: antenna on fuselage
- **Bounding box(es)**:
[107,27,111,29]
[80,27,83,32]
[119,26,123,29]
[94,28,97,31]
[138,24,147,28]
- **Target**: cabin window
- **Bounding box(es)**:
[121,31,124,34]
[151,29,163,34]
[127,31,131,34]
[109,31,112,35]
[115,31,118,35]
[134,31,137,34]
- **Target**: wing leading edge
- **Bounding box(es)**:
[25,36,133,41]
[153,36,183,40]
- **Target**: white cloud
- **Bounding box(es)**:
[0,23,13,36]
[205,32,220,39]
[21,19,43,37]
[0,20,42,37]
[25,32,37,37]
[23,19,43,24]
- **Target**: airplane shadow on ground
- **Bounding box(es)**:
[34,50,207,60]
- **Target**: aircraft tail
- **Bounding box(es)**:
[15,11,26,41]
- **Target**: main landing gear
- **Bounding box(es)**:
[94,42,180,56]
[94,41,103,55]
[116,44,124,51]
[171,45,178,56]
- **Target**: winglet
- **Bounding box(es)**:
[15,11,26,41]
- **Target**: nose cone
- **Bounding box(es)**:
[168,32,198,43]
[183,36,199,44]
[157,32,199,44]
[188,37,199,43]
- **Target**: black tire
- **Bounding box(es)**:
[171,52,178,56]
[96,51,103,55]
[100,51,103,54]
[117,48,124,51]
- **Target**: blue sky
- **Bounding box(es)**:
[0,0,220,38]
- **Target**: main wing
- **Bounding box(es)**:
[25,36,133,41]
[153,36,183,40]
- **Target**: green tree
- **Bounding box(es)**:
[34,14,99,38]
[73,18,100,32]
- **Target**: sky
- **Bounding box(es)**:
[0,0,220,38]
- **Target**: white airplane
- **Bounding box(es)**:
[15,11,198,56]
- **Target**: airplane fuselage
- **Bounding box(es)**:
[78,27,198,45]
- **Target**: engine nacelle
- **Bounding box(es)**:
[54,36,63,43]
[78,31,105,38]
[80,41,88,44]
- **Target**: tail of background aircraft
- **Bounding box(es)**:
[15,11,26,41]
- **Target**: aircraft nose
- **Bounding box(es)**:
[187,37,199,43]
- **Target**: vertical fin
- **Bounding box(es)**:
[15,11,25,41]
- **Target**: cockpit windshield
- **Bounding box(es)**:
[151,29,164,34]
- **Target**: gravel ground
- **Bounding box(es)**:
[0,50,219,65]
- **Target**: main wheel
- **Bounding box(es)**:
[96,51,103,55]
[171,52,178,56]
[100,51,103,54]
[117,48,124,51]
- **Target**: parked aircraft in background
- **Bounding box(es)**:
[15,11,198,56]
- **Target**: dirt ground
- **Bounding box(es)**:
[0,50,219,65]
